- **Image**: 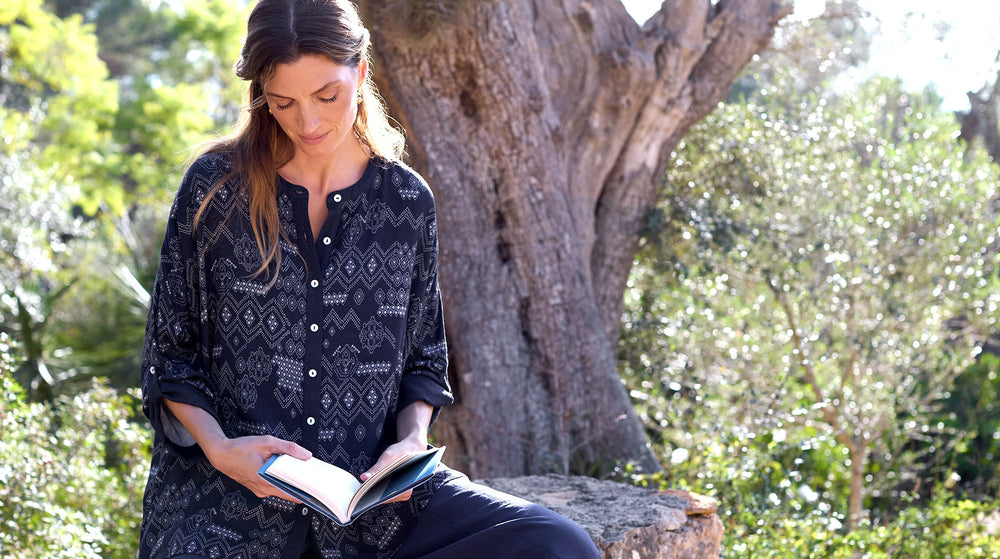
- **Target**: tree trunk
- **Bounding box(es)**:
[847,442,865,531]
[959,70,1000,165]
[362,0,788,478]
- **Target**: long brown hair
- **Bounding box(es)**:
[195,0,404,280]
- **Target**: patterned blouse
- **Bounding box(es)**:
[138,152,453,558]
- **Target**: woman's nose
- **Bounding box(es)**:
[299,104,321,133]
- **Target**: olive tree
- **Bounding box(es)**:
[361,0,791,477]
[627,74,1000,530]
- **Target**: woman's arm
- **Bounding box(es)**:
[359,400,434,503]
[164,398,312,501]
[394,399,434,449]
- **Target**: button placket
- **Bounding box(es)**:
[291,181,324,448]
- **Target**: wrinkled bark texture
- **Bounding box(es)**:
[361,0,788,478]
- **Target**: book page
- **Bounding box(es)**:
[347,447,442,517]
[265,455,361,520]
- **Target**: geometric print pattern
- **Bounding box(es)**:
[139,152,453,558]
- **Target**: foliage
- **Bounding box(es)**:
[620,70,1000,531]
[1,0,120,210]
[0,148,164,397]
[723,490,1000,559]
[0,2,243,551]
[1,0,245,212]
[0,151,94,399]
[731,0,872,101]
[619,432,1000,557]
[0,336,151,558]
[929,353,1000,499]
[0,0,246,398]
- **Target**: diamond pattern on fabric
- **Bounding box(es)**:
[139,153,452,558]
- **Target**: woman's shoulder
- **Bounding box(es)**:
[174,151,239,201]
[168,150,239,223]
[182,151,236,193]
[375,157,436,209]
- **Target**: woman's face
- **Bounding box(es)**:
[264,53,367,160]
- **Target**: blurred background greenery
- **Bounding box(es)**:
[2,0,1000,557]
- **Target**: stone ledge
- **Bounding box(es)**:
[479,474,723,559]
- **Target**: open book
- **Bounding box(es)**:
[258,446,444,525]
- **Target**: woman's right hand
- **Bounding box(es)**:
[204,435,313,502]
[162,399,313,503]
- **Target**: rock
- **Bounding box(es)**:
[479,475,723,559]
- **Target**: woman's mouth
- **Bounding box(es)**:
[300,132,329,145]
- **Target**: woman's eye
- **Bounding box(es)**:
[275,101,292,111]
[320,96,337,104]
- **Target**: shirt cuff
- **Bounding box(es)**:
[144,368,220,452]
[398,372,454,425]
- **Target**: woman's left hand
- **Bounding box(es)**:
[364,401,434,503]
[360,436,427,503]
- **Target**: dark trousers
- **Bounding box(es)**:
[174,472,601,559]
[394,473,601,559]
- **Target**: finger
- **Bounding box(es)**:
[360,468,376,481]
[360,452,396,481]
[251,467,304,504]
[360,457,391,481]
[264,436,312,460]
[385,489,413,504]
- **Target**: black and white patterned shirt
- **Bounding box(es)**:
[138,152,453,558]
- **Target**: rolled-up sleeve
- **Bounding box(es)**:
[398,196,453,423]
[140,164,220,450]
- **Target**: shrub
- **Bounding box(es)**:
[724,491,1000,559]
[0,340,150,558]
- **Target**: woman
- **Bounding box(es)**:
[138,1,601,557]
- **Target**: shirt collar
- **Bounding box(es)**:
[276,157,378,204]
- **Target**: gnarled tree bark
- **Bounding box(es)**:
[361,0,789,478]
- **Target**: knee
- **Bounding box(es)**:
[521,504,602,559]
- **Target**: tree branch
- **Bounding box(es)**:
[590,0,788,348]
[766,271,845,442]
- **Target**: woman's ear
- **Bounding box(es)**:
[358,57,369,86]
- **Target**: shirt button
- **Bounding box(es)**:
[310,279,319,288]
[322,237,331,245]
[310,323,319,332]
[306,417,316,425]
[333,193,342,203]
[308,368,317,378]
[301,507,309,516]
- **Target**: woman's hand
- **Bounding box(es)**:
[162,399,312,503]
[205,435,313,502]
[359,436,427,503]
[360,401,434,503]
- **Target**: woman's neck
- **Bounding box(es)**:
[279,138,370,195]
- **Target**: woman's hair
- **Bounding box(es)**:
[195,0,404,281]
